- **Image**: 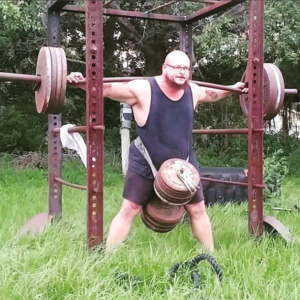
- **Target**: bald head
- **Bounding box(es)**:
[164,50,190,66]
[161,50,191,90]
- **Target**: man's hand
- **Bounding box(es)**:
[233,82,248,94]
[67,72,85,84]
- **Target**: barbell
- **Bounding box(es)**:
[0,46,298,119]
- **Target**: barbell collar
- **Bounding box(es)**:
[284,89,298,95]
[0,72,41,83]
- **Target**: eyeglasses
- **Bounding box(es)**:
[165,64,190,72]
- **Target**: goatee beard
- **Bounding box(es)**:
[165,77,188,90]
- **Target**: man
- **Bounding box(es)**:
[67,50,247,253]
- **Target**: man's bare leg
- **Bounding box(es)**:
[184,201,214,253]
[106,199,142,252]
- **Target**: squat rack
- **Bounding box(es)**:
[44,0,289,248]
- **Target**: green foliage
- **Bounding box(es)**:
[263,150,288,201]
[264,132,300,177]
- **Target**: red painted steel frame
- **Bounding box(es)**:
[247,1,264,236]
[46,0,267,247]
[85,0,104,248]
[47,9,62,218]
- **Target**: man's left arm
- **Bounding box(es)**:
[196,82,247,104]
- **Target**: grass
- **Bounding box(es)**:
[0,156,300,299]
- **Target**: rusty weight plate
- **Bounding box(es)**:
[57,47,67,112]
[264,64,285,120]
[239,63,285,121]
[19,212,52,236]
[154,158,200,206]
[46,47,59,114]
[35,47,52,113]
[35,47,67,114]
[141,196,185,233]
[141,211,173,233]
[263,215,292,243]
[46,47,67,114]
[154,173,192,205]
[159,159,200,192]
[146,196,185,225]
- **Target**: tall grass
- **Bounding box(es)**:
[0,156,300,299]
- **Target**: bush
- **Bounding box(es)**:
[263,149,288,201]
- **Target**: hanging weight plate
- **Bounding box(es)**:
[35,47,52,113]
[239,63,285,121]
[141,196,185,233]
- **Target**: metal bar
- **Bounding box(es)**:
[184,0,246,24]
[53,125,105,133]
[193,129,249,134]
[48,0,71,10]
[69,77,244,93]
[184,0,218,3]
[62,5,183,22]
[103,0,115,8]
[86,0,104,249]
[47,8,63,218]
[180,23,193,80]
[0,73,41,83]
[247,1,264,237]
[201,177,264,189]
[285,89,298,95]
[146,1,177,13]
[55,177,87,190]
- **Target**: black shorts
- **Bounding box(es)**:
[123,168,204,206]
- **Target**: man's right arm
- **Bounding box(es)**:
[67,72,143,106]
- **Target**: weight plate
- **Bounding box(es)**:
[146,196,185,224]
[35,47,52,113]
[264,63,285,120]
[57,47,67,112]
[239,63,285,121]
[46,47,59,114]
[159,159,200,192]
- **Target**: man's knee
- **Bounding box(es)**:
[119,199,142,220]
[185,201,207,218]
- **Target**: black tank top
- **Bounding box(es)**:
[129,77,199,179]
